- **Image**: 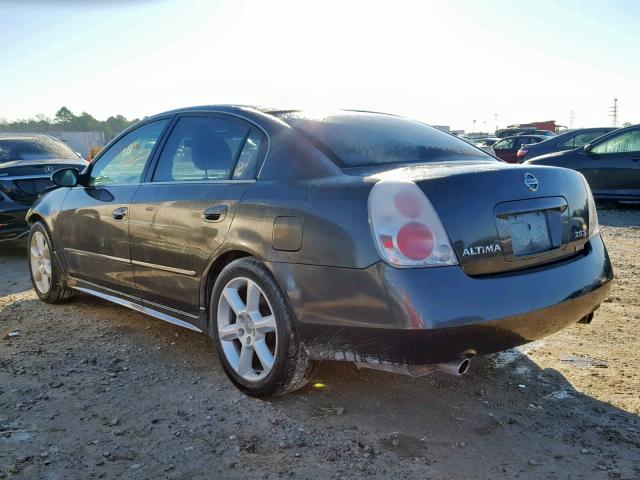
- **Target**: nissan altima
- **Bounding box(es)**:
[26,106,613,396]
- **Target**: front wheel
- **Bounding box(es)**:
[28,222,74,303]
[211,257,317,397]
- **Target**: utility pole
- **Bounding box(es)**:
[494,113,498,133]
[609,98,618,127]
[569,110,576,129]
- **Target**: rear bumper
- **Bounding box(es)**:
[269,235,613,364]
[0,204,29,242]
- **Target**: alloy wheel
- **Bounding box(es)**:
[217,277,278,382]
[30,231,52,294]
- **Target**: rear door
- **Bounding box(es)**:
[492,138,516,163]
[579,127,640,199]
[129,113,267,318]
[58,119,170,294]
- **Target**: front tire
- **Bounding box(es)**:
[211,257,317,397]
[28,222,74,303]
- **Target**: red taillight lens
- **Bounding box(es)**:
[368,180,458,267]
[397,222,433,260]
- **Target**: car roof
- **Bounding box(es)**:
[500,134,549,140]
[554,127,615,137]
[144,105,411,121]
[0,133,61,141]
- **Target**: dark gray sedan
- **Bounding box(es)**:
[517,127,616,161]
[526,124,640,202]
[26,106,613,396]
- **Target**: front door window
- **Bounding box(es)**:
[89,119,169,186]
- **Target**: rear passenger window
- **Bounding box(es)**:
[233,130,265,179]
[561,131,604,150]
[153,116,249,182]
[494,138,514,150]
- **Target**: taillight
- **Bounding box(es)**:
[517,148,527,160]
[368,180,458,267]
[580,174,600,238]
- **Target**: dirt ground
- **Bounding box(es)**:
[1,206,639,479]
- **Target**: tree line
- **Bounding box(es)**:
[0,107,140,142]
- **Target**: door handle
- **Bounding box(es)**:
[111,207,128,221]
[202,205,228,223]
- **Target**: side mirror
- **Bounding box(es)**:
[583,143,592,153]
[51,168,80,187]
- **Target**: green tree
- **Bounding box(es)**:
[0,107,139,141]
[54,106,75,125]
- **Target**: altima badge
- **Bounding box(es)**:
[524,172,539,192]
[462,243,502,256]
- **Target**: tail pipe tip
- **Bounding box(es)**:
[435,358,471,376]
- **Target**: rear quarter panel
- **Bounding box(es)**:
[225,176,378,269]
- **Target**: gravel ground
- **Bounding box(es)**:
[1,205,639,479]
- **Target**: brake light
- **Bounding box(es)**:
[580,174,600,238]
[368,180,458,267]
[397,222,434,259]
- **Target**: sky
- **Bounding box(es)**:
[1,0,639,132]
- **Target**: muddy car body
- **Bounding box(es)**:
[26,106,613,396]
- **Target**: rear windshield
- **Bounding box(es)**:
[277,111,492,167]
[0,137,79,163]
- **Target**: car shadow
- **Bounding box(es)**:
[0,241,32,296]
[272,349,640,477]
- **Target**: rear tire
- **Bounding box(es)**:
[28,222,75,304]
[211,257,317,397]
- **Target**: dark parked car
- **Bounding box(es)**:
[517,127,616,161]
[26,106,613,396]
[492,135,548,163]
[0,135,86,242]
[526,124,640,202]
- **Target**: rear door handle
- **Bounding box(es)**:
[111,207,128,221]
[202,205,228,223]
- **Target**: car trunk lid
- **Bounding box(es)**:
[351,160,591,276]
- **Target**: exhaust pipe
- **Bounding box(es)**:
[435,358,471,376]
[355,357,472,377]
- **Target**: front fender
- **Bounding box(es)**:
[26,187,71,255]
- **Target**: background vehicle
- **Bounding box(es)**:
[492,135,547,163]
[496,128,556,138]
[0,135,86,242]
[517,127,616,161]
[473,137,501,153]
[26,106,612,397]
[526,124,640,201]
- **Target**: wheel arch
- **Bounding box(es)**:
[201,248,258,311]
[26,212,47,227]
